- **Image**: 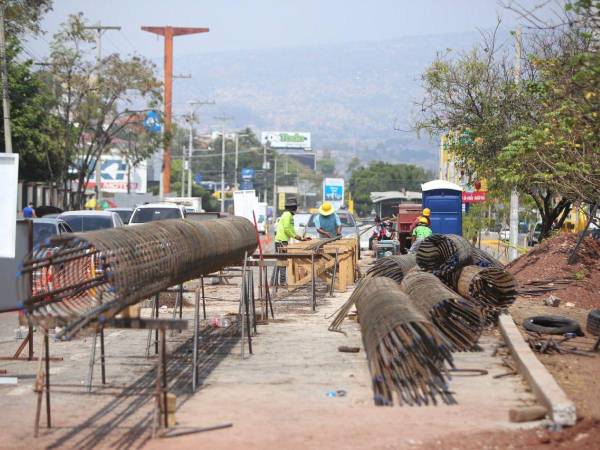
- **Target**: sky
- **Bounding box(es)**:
[24,0,544,61]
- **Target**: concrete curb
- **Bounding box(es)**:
[498,314,576,426]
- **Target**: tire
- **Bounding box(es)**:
[587,309,600,336]
[522,315,584,336]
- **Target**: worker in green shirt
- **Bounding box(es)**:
[409,216,432,253]
[274,197,304,284]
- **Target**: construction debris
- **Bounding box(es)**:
[353,277,454,406]
[19,217,258,338]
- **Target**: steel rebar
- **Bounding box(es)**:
[400,271,483,351]
[455,265,517,324]
[19,217,257,339]
[416,234,473,278]
[365,254,417,284]
[353,277,454,406]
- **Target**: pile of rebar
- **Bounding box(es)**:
[454,266,517,324]
[19,217,258,338]
[354,277,454,406]
[416,234,473,278]
[365,254,417,284]
[401,271,483,351]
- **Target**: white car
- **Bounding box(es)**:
[58,210,124,232]
[129,203,186,225]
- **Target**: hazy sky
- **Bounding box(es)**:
[25,0,542,60]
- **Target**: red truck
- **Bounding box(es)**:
[396,203,422,253]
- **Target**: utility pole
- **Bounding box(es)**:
[84,23,121,202]
[262,140,271,202]
[141,26,209,197]
[185,100,214,198]
[214,114,233,213]
[0,5,13,154]
[234,134,239,191]
[272,156,278,221]
[509,28,522,261]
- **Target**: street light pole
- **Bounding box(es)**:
[214,114,233,213]
[509,29,522,261]
[0,5,13,154]
[235,133,239,191]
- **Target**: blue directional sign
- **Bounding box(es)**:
[194,173,203,185]
[240,180,253,190]
[241,168,254,179]
[143,111,162,133]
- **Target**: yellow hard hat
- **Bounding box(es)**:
[319,202,335,216]
[423,208,431,217]
[419,216,429,225]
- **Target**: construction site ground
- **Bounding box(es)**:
[0,258,546,450]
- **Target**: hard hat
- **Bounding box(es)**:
[418,216,429,225]
[423,208,431,217]
[319,202,335,216]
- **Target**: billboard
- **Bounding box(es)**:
[261,131,311,149]
[85,155,147,194]
[0,154,19,258]
[323,177,345,210]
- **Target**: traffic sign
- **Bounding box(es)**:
[143,111,161,133]
[241,168,254,179]
[194,173,203,185]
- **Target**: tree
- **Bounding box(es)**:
[348,162,433,216]
[45,14,162,207]
[3,0,53,36]
[346,156,361,175]
[416,22,574,241]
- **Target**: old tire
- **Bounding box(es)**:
[522,315,583,336]
[587,309,600,336]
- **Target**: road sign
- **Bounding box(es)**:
[462,191,487,203]
[194,173,203,184]
[143,111,161,133]
[240,180,253,190]
[241,168,254,179]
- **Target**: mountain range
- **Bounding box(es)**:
[171,30,489,171]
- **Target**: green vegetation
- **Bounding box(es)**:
[348,162,433,216]
[417,1,599,242]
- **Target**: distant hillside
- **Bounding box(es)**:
[172,31,487,170]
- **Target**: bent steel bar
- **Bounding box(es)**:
[401,270,483,351]
[19,217,257,338]
[354,276,454,407]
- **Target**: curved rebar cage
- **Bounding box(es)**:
[354,276,454,406]
[416,234,474,277]
[18,217,258,338]
[365,254,417,284]
[455,265,517,324]
[401,270,483,351]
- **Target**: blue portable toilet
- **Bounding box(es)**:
[421,180,462,236]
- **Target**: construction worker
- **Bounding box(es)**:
[274,197,304,284]
[409,207,431,233]
[409,216,432,253]
[314,202,342,238]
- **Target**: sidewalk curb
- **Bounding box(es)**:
[498,314,576,426]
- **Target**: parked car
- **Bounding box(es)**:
[304,211,360,241]
[294,213,312,238]
[32,218,72,246]
[58,210,124,232]
[129,203,186,225]
[106,207,133,225]
[528,222,543,246]
[500,226,510,241]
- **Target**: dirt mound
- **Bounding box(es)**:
[508,234,600,309]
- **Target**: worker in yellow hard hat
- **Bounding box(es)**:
[409,216,433,253]
[410,207,432,233]
[314,202,342,238]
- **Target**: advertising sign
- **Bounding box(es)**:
[241,168,254,179]
[261,131,311,149]
[323,177,345,210]
[0,154,19,258]
[86,155,147,194]
[462,191,487,203]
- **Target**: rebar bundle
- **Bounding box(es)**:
[400,271,483,351]
[470,247,503,269]
[365,254,417,283]
[455,265,517,324]
[19,217,258,338]
[354,277,454,406]
[416,234,473,277]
